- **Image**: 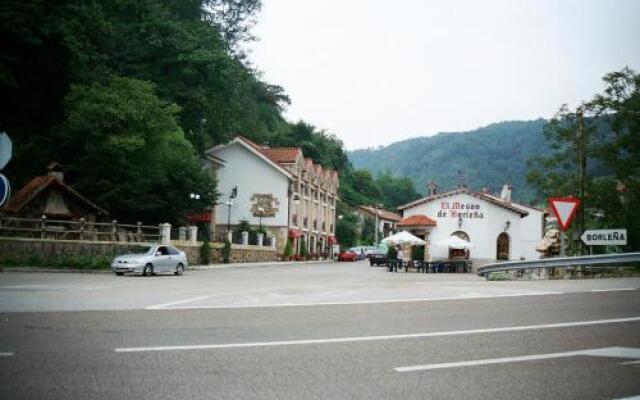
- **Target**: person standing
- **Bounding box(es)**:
[396,246,405,269]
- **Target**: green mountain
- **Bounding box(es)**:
[347,120,550,204]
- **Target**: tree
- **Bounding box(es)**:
[527,68,640,251]
[56,76,216,223]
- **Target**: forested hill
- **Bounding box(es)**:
[348,120,550,204]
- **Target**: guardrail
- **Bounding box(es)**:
[477,252,640,277]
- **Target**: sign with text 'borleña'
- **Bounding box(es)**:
[580,229,627,246]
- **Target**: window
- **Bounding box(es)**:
[292,214,298,225]
[156,246,169,255]
[303,217,308,228]
[167,246,181,255]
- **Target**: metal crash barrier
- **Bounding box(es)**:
[477,252,640,278]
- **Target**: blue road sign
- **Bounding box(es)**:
[0,132,11,170]
[0,173,9,207]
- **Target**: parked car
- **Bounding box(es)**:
[348,246,368,260]
[111,245,188,276]
[337,250,358,262]
[369,245,388,266]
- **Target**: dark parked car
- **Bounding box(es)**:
[369,248,387,266]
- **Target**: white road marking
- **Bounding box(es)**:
[148,291,565,310]
[0,352,15,357]
[395,347,640,372]
[146,295,215,310]
[590,288,637,292]
[114,316,640,353]
[621,360,640,365]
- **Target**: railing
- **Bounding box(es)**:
[211,230,275,248]
[477,252,640,278]
[0,216,160,243]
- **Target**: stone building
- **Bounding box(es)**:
[205,137,339,256]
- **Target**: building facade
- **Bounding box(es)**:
[356,205,402,241]
[205,137,339,256]
[397,185,544,268]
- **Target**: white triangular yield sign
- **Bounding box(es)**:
[548,197,581,231]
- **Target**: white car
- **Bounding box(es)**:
[111,245,188,276]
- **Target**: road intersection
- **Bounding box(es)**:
[1,261,639,399]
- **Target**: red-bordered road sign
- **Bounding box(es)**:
[548,197,581,231]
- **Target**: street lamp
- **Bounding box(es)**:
[227,186,237,233]
[257,206,265,231]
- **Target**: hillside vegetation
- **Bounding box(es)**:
[348,120,549,203]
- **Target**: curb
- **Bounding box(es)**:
[190,259,333,271]
[0,267,112,274]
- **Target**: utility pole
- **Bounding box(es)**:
[576,108,586,255]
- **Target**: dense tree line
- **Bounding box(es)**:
[527,68,639,251]
[0,0,418,239]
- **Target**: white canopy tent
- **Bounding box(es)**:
[434,235,475,250]
[381,230,426,246]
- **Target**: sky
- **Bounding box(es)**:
[248,0,640,150]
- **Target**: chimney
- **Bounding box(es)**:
[47,162,64,182]
[427,181,439,197]
[500,183,512,202]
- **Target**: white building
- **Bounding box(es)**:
[205,137,339,256]
[397,184,544,268]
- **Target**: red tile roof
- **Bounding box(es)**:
[358,206,402,222]
[235,136,339,183]
[262,148,302,164]
[397,188,529,217]
[397,214,437,227]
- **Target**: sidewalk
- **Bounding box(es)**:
[190,259,332,270]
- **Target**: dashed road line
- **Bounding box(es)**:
[114,316,640,353]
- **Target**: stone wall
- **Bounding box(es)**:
[211,243,279,263]
[0,237,150,260]
[0,238,279,266]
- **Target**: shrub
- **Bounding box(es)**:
[222,239,231,263]
[283,239,293,258]
[200,240,211,265]
[299,237,308,258]
[411,246,425,261]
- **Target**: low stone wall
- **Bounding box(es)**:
[0,237,279,267]
[0,237,150,260]
[220,243,279,263]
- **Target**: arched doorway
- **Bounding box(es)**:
[497,233,510,260]
[449,231,470,259]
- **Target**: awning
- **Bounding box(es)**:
[288,228,301,238]
[327,236,337,245]
[187,212,212,223]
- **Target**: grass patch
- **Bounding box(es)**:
[0,254,111,270]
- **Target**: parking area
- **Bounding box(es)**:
[1,260,639,312]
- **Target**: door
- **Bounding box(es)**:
[155,246,171,271]
[497,233,509,260]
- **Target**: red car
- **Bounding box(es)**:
[337,250,358,262]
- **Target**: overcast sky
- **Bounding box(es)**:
[248,0,640,150]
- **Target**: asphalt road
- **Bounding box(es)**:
[1,263,639,399]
